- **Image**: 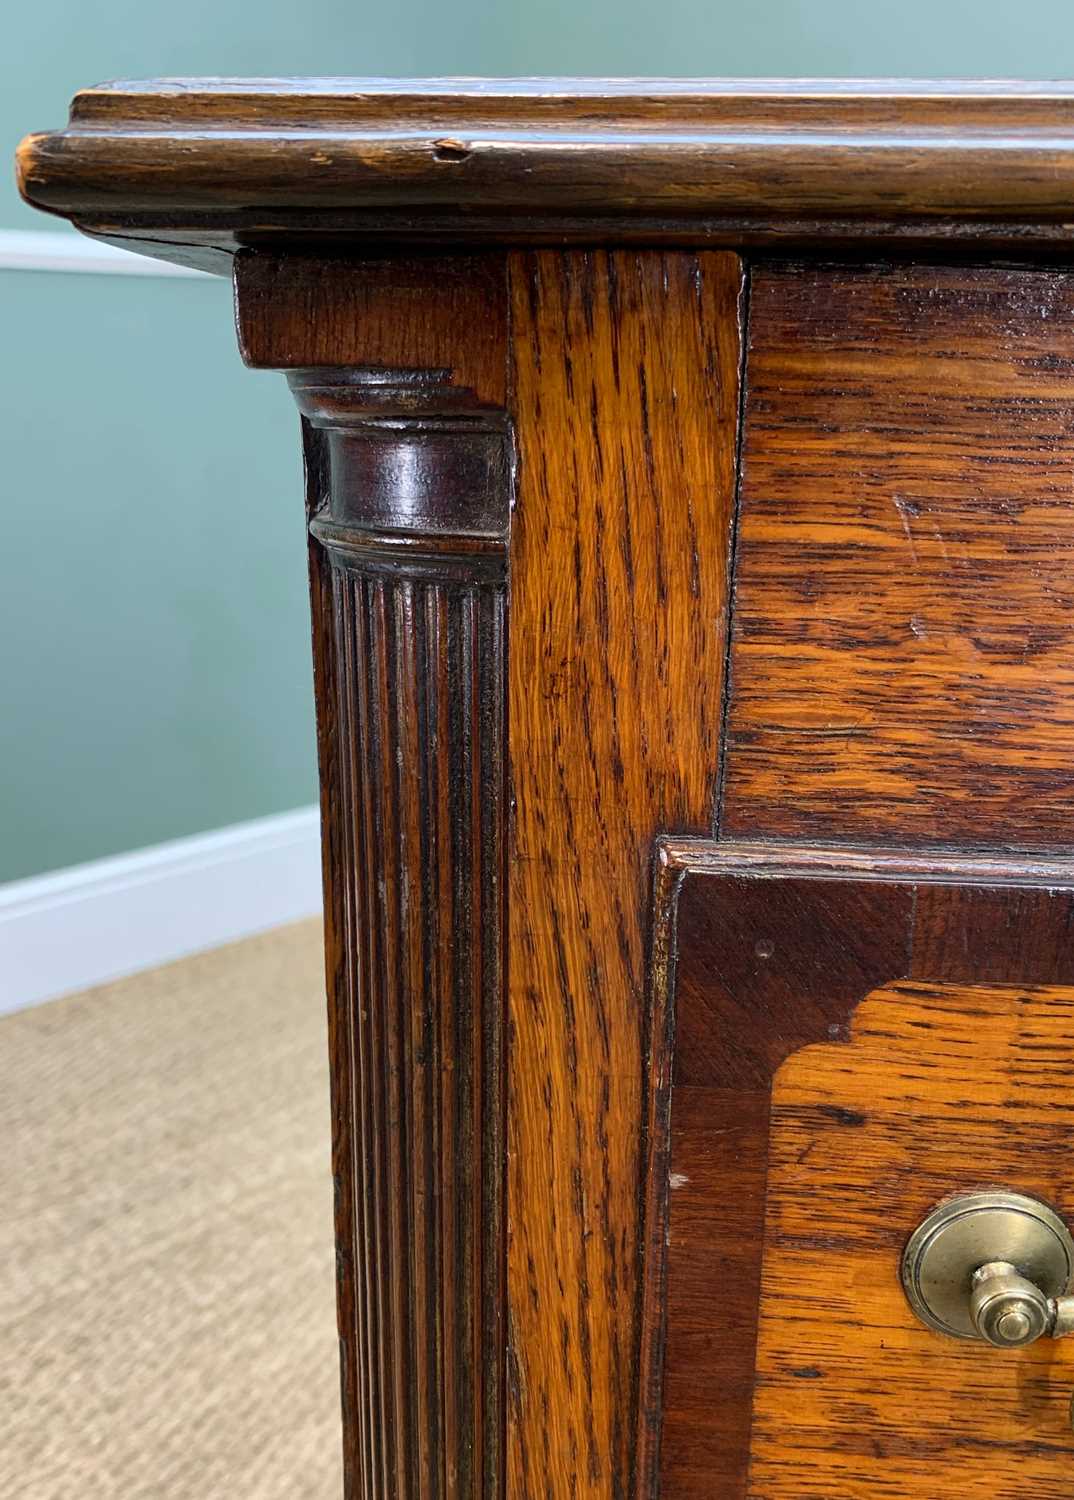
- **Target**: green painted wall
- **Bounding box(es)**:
[6,4,1074,880]
[0,272,313,880]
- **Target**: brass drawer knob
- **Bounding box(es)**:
[971,1261,1055,1347]
[902,1191,1074,1348]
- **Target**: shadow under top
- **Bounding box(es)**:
[16,77,1074,273]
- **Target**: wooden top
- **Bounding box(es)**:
[17,77,1074,271]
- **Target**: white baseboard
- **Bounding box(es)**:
[0,228,211,278]
[0,807,323,1015]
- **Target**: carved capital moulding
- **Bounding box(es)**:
[20,80,1074,1500]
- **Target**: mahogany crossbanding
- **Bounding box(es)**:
[640,841,1074,1500]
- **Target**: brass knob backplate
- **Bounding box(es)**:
[901,1191,1074,1344]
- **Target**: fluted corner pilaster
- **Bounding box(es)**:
[293,367,511,1500]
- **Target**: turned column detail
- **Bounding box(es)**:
[292,365,511,1500]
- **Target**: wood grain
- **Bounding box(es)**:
[505,250,744,1500]
[248,255,512,1500]
[236,253,508,404]
[657,873,911,1497]
[25,72,1074,1500]
[23,81,1074,273]
[640,842,1074,1499]
[314,377,509,1500]
[723,263,1074,848]
[753,979,1074,1498]
[301,416,356,1496]
[325,553,507,1500]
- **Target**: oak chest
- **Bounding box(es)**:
[19,77,1074,1499]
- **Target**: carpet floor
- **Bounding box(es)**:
[1,919,342,1499]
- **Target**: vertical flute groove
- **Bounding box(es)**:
[336,571,372,1500]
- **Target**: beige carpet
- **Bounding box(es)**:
[0,920,342,1499]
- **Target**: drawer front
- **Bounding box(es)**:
[723,263,1074,848]
[642,851,1074,1499]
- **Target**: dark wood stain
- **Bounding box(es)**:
[674,874,911,1086]
[723,263,1074,849]
[23,81,1074,272]
[236,252,509,405]
[244,256,512,1500]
